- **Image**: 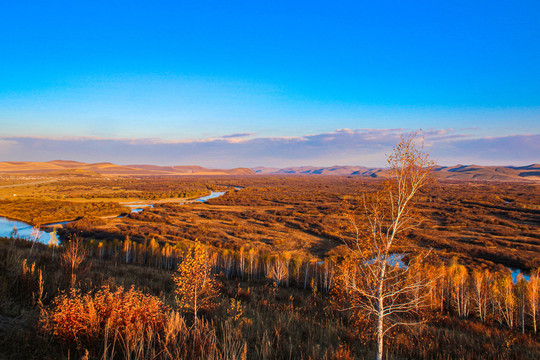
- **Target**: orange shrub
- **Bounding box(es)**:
[40,286,169,345]
[40,288,99,344]
[93,286,168,336]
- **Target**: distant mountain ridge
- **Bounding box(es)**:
[0,160,255,176]
[254,164,540,181]
[252,165,383,176]
[433,164,540,181]
[0,161,538,181]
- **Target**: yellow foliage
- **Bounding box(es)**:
[172,242,219,317]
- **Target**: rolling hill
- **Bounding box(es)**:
[253,164,540,181]
[0,161,255,176]
[0,161,537,181]
[433,164,540,181]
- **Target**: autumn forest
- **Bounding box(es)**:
[0,139,539,360]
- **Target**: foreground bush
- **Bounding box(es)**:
[39,286,220,359]
[40,286,167,345]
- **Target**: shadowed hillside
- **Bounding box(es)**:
[254,164,540,181]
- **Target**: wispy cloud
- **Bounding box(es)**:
[0,129,538,168]
[221,133,255,139]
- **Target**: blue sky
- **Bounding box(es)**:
[0,1,538,166]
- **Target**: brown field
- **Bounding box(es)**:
[1,174,539,359]
[0,174,538,270]
[27,175,536,271]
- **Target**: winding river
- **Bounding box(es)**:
[0,216,58,245]
[0,189,234,245]
[0,186,530,283]
[123,190,228,213]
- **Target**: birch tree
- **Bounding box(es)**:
[60,235,88,288]
[334,132,434,360]
[172,242,219,323]
[123,235,132,264]
[471,269,490,322]
[527,269,539,334]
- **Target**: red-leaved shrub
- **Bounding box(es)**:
[40,286,168,345]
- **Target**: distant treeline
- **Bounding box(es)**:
[0,199,127,225]
[47,178,218,200]
[59,234,539,335]
[54,189,210,201]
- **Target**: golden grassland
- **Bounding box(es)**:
[40,176,539,271]
[0,175,538,269]
[0,174,539,359]
[0,176,214,202]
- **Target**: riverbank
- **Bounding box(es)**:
[0,189,237,245]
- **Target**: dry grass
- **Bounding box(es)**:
[40,286,168,345]
[0,175,539,359]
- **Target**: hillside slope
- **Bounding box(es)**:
[0,161,255,176]
[253,164,540,181]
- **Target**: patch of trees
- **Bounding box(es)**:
[0,199,126,225]
[47,231,540,337]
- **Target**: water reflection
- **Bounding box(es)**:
[510,268,531,283]
[366,253,408,269]
[0,217,58,244]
